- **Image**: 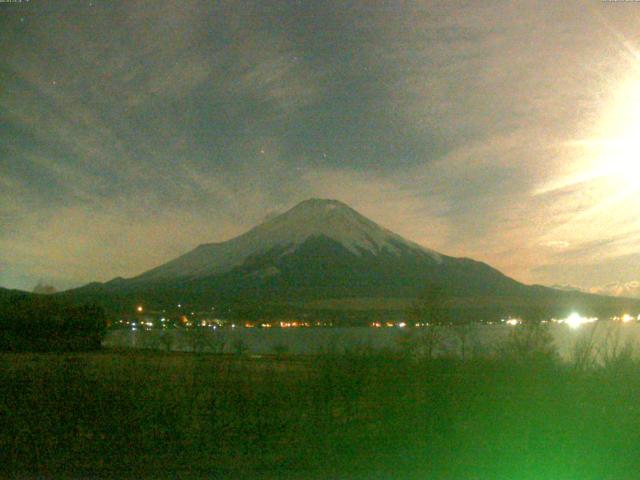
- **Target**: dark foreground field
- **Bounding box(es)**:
[3,328,640,479]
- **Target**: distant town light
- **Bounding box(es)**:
[622,313,634,323]
[563,312,597,329]
[136,305,143,313]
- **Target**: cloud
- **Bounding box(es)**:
[299,166,452,249]
[2,1,640,291]
[589,281,640,299]
[0,201,244,290]
[542,241,571,250]
[552,280,640,299]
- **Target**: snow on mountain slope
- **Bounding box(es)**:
[134,199,442,281]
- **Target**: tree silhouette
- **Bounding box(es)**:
[406,284,450,359]
[410,283,449,326]
[0,295,106,351]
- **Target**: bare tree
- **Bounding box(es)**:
[184,327,209,354]
[203,328,227,354]
[159,328,175,353]
[498,322,557,364]
[140,329,162,350]
[408,284,449,359]
[451,323,475,362]
[232,338,248,356]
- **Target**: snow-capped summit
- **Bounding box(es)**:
[64,199,640,321]
[134,198,441,281]
[239,198,440,257]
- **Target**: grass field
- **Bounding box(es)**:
[3,328,640,479]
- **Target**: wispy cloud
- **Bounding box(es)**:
[2,1,640,290]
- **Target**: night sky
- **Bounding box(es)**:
[2,1,640,296]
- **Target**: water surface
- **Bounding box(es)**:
[103,321,640,359]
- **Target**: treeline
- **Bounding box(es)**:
[0,294,107,352]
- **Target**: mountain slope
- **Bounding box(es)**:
[63,199,640,320]
[0,286,31,301]
[134,199,442,282]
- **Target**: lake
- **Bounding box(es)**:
[103,321,640,360]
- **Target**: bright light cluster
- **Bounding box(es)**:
[561,312,598,330]
[610,313,639,323]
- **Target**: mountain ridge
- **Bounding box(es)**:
[132,198,442,283]
[60,198,640,321]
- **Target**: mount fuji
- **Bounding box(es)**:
[134,198,443,282]
[64,199,640,321]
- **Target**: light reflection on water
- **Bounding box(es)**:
[103,322,640,359]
